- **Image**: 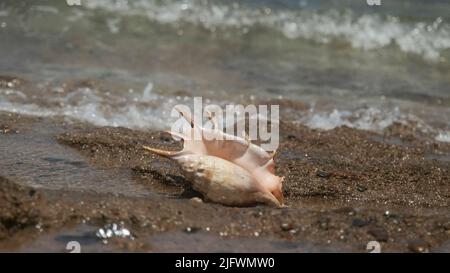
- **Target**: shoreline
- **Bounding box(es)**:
[0,111,448,252]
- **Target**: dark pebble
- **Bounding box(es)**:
[367,227,389,242]
[356,184,367,192]
[317,171,331,179]
[352,218,368,228]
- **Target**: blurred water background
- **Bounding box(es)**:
[0,0,449,141]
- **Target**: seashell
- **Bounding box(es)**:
[143,107,284,207]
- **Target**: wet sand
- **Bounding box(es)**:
[0,110,449,253]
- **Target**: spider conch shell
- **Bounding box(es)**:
[143,107,284,207]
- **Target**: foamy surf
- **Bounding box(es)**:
[0,0,449,144]
[0,86,171,129]
[436,132,450,143]
[301,107,424,132]
[1,85,449,143]
[83,0,450,62]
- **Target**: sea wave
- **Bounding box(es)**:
[1,86,449,143]
[0,86,172,129]
[83,0,450,61]
[301,107,406,131]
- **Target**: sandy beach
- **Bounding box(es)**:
[1,0,449,253]
[1,107,448,252]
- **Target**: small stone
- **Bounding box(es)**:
[29,189,36,197]
[356,184,367,192]
[280,222,293,231]
[190,197,203,203]
[184,227,200,233]
[367,227,389,242]
[408,239,429,253]
[317,171,331,179]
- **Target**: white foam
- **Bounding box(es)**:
[298,106,450,143]
[106,17,121,34]
[0,87,176,130]
[141,82,154,101]
[1,87,449,143]
[297,106,446,140]
[436,131,450,143]
[84,0,450,62]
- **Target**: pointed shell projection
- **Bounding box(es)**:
[143,107,284,207]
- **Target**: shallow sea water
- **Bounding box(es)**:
[0,0,449,140]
